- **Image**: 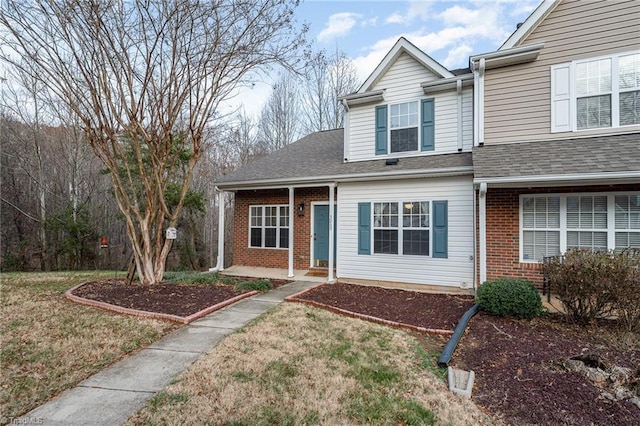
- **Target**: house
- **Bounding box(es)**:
[471,0,640,286]
[212,0,639,291]
[212,37,477,291]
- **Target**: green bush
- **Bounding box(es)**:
[477,278,543,319]
[236,279,272,293]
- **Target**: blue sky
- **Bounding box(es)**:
[232,0,542,117]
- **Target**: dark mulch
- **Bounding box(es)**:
[455,312,640,426]
[72,280,245,317]
[295,282,475,331]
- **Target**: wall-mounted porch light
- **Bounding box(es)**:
[297,202,305,216]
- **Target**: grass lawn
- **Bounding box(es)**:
[128,302,496,425]
[0,271,178,420]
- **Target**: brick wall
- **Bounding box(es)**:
[232,187,336,270]
[484,183,640,287]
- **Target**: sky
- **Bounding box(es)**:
[228,0,543,117]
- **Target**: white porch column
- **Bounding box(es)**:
[328,183,335,283]
[478,182,487,285]
[209,189,225,272]
[288,186,295,278]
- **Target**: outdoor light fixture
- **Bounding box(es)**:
[297,203,305,216]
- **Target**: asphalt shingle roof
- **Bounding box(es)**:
[473,133,640,179]
[216,129,473,188]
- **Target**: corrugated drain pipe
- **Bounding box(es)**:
[437,304,480,368]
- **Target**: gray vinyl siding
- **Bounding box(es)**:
[484,0,640,145]
[336,175,474,288]
[347,52,473,161]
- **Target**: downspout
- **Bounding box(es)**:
[478,182,487,284]
[342,100,350,163]
[209,188,225,272]
[472,185,478,290]
[288,186,295,278]
[478,58,485,146]
[456,79,463,151]
[328,183,336,283]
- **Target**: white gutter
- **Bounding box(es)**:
[217,166,474,191]
[474,171,640,186]
[470,43,544,69]
[208,188,226,273]
[422,74,473,94]
[478,182,487,285]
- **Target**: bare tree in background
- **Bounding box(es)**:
[1,0,306,284]
[301,48,359,133]
[258,72,301,152]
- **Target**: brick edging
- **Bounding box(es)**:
[285,285,454,336]
[64,282,259,324]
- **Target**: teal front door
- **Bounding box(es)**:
[313,205,336,267]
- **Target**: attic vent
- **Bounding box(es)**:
[385,158,399,166]
[516,22,523,29]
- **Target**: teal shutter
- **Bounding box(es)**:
[421,98,434,151]
[432,200,448,258]
[358,203,371,255]
[375,105,387,155]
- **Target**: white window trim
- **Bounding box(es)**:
[519,192,640,263]
[372,200,431,257]
[555,50,640,132]
[248,204,290,249]
[388,100,421,154]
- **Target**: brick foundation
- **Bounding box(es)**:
[232,187,337,270]
[483,183,640,287]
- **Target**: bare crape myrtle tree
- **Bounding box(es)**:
[1,0,307,284]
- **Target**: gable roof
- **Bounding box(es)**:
[359,37,454,92]
[215,129,473,190]
[500,0,560,49]
[473,133,640,185]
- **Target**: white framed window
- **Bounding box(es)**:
[520,192,640,262]
[373,201,430,256]
[249,205,289,249]
[389,101,419,153]
[551,51,640,132]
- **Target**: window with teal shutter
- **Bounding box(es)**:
[421,98,434,151]
[375,105,387,155]
[432,200,447,258]
[358,203,371,254]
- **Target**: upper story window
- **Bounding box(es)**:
[375,98,434,155]
[551,51,640,133]
[389,102,419,152]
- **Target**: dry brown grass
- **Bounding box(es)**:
[0,271,177,420]
[129,302,498,425]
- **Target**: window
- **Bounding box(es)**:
[520,193,640,261]
[390,102,419,152]
[373,201,429,256]
[249,205,289,249]
[374,99,434,155]
[615,195,640,251]
[551,51,640,132]
[522,196,560,261]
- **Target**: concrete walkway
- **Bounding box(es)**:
[19,281,319,426]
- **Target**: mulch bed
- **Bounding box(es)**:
[291,282,475,333]
[454,312,640,425]
[71,280,246,317]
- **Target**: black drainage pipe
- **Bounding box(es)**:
[437,303,480,368]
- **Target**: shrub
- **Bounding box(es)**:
[477,278,543,319]
[236,279,272,292]
[543,249,640,327]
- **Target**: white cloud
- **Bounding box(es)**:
[385,0,432,25]
[441,43,473,69]
[317,12,361,42]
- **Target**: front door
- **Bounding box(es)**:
[313,205,336,267]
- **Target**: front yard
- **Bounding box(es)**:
[0,272,177,420]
